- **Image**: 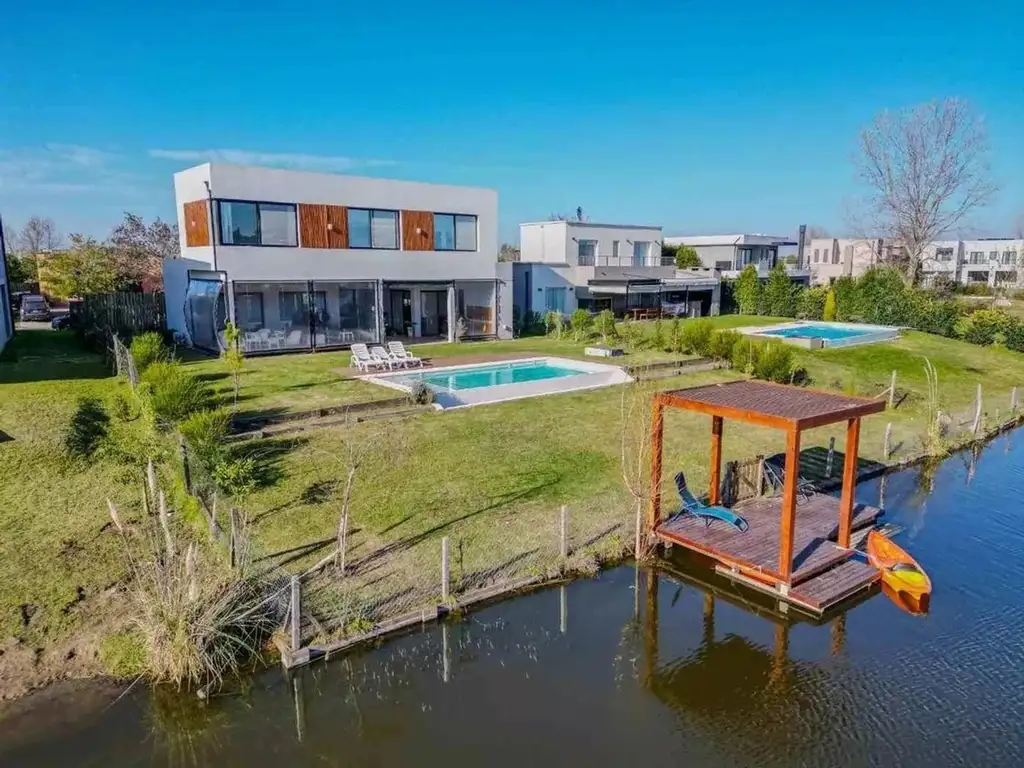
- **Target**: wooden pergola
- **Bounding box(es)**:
[648,380,886,596]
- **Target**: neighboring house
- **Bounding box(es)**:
[663,234,808,283]
[516,220,720,318]
[0,221,11,352]
[959,238,1021,287]
[806,238,885,285]
[163,163,510,353]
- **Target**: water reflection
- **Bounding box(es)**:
[4,431,1024,767]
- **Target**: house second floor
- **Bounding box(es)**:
[173,163,499,283]
[519,220,665,277]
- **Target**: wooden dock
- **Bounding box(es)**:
[655,493,883,615]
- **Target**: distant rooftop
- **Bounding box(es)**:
[520,220,662,231]
[664,234,796,246]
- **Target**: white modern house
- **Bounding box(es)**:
[514,220,720,318]
[806,236,1022,287]
[163,163,511,353]
[663,233,807,282]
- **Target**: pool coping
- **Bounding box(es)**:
[362,356,633,409]
[736,321,901,349]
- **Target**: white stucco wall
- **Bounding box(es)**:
[173,163,499,283]
[520,222,662,266]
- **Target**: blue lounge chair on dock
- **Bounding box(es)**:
[673,472,749,532]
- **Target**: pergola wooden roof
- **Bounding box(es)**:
[648,380,886,585]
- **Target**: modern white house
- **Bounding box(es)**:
[806,236,1022,287]
[514,220,720,319]
[163,163,511,353]
[663,233,807,282]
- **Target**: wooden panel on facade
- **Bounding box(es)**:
[326,205,348,249]
[402,210,434,251]
[183,200,210,247]
[299,204,329,248]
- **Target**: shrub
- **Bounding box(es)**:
[408,381,434,406]
[953,308,1013,346]
[130,331,168,373]
[180,409,231,469]
[212,456,259,498]
[620,317,643,349]
[544,311,564,339]
[856,267,911,325]
[753,341,795,383]
[63,396,110,461]
[667,318,685,354]
[735,265,761,315]
[763,265,797,317]
[708,329,741,361]
[731,338,759,375]
[595,310,617,343]
[962,282,993,296]
[112,389,140,422]
[832,276,857,321]
[929,273,958,299]
[141,362,212,426]
[911,295,964,338]
[680,319,714,356]
[648,319,665,350]
[569,308,592,341]
[798,286,828,320]
[674,246,702,269]
[823,288,837,321]
[1004,321,1024,353]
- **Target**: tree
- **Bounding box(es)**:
[108,212,179,289]
[823,288,837,321]
[5,253,37,285]
[674,245,701,269]
[221,322,246,405]
[15,216,63,254]
[735,264,762,315]
[40,235,125,299]
[498,243,520,262]
[853,98,995,286]
[763,264,797,317]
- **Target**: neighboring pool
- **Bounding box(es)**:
[396,360,583,391]
[739,321,900,348]
[365,356,632,409]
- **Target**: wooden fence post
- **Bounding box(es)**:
[888,370,897,409]
[210,492,218,538]
[229,507,237,569]
[441,536,450,602]
[179,435,192,494]
[1011,387,1018,412]
[560,505,568,560]
[756,455,766,496]
[826,438,835,477]
[972,384,983,437]
[883,422,893,460]
[290,575,301,653]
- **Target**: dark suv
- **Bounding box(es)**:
[19,295,51,322]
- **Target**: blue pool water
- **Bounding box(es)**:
[395,360,584,391]
[760,323,872,341]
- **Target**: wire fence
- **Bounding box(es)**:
[111,333,139,388]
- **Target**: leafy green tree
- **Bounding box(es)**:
[674,246,702,269]
[823,288,838,321]
[595,310,617,343]
[735,265,762,315]
[797,286,828,320]
[4,252,37,285]
[569,308,593,341]
[40,236,125,299]
[222,322,246,404]
[763,265,797,317]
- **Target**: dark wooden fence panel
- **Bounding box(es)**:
[77,292,166,340]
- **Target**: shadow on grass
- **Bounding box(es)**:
[0,331,110,383]
[228,436,307,490]
[456,549,539,591]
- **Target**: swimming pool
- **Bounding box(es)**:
[739,321,900,348]
[395,360,584,391]
[366,357,632,409]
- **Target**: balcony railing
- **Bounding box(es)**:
[591,255,663,268]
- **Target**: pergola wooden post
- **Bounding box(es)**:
[646,380,884,589]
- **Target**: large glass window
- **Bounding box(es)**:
[577,239,597,266]
[1004,250,1017,265]
[937,247,954,261]
[434,213,478,251]
[217,201,297,246]
[348,208,398,249]
[633,241,651,267]
[235,291,265,330]
[544,287,566,314]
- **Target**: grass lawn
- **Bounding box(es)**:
[4,315,1024,687]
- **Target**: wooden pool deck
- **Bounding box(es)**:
[655,493,883,615]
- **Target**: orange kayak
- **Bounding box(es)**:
[866,531,932,614]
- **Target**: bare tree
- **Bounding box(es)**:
[806,225,830,239]
[498,243,520,262]
[15,216,63,254]
[620,376,658,561]
[109,212,180,289]
[853,99,995,285]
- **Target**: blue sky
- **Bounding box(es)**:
[1,0,1021,244]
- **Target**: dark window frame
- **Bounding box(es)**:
[433,212,478,252]
[234,290,265,329]
[216,198,298,248]
[347,208,400,250]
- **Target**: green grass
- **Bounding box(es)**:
[5,317,1024,677]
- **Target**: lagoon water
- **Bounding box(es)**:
[3,432,1024,767]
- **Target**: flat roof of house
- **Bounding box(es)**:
[665,234,795,246]
[520,220,663,230]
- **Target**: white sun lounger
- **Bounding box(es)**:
[369,345,396,370]
[387,341,422,367]
[350,343,384,372]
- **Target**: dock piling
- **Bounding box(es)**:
[441,536,450,601]
[883,422,893,460]
[560,505,568,560]
[290,575,301,653]
[888,370,897,409]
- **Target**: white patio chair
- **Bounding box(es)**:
[369,345,395,370]
[350,343,380,372]
[387,341,422,367]
[286,330,303,347]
